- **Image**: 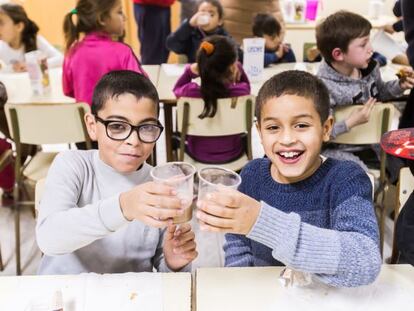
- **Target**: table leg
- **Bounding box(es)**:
[163,103,174,162]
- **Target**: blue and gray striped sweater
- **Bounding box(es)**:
[224,157,381,287]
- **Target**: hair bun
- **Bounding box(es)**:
[200,41,214,55]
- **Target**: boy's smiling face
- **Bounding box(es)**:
[257,94,333,184]
[85,93,158,173]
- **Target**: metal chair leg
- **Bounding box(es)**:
[14,185,21,275]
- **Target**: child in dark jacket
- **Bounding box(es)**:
[173,35,250,163]
[166,0,232,63]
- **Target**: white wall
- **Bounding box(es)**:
[319,0,397,17]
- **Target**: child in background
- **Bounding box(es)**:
[196,70,381,287]
[173,35,250,164]
[63,0,146,106]
[0,3,63,72]
[167,0,233,63]
[252,13,296,67]
[316,11,413,170]
[36,70,197,274]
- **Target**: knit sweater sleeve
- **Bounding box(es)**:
[173,64,200,98]
[36,152,129,256]
[246,163,381,287]
[331,119,348,139]
[166,20,194,55]
[329,99,349,139]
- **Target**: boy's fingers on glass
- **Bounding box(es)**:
[207,189,238,208]
[198,201,234,219]
[158,207,185,219]
[196,210,233,229]
[150,195,183,210]
[199,221,224,233]
[145,182,175,195]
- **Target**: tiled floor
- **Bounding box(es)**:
[0,105,393,276]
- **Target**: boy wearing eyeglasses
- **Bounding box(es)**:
[36,70,198,275]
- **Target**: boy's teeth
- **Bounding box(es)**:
[280,151,300,158]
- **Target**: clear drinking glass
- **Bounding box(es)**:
[197,167,242,202]
[150,162,196,224]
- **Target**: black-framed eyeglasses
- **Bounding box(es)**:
[95,115,164,143]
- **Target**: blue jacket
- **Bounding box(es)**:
[166,19,230,63]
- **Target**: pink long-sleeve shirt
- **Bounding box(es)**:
[173,63,251,163]
[63,32,146,106]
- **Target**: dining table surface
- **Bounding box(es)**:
[196,264,414,311]
[0,271,191,311]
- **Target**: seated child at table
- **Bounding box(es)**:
[316,11,413,171]
[0,3,63,72]
[63,0,146,106]
[252,13,296,67]
[166,0,236,63]
[36,70,197,274]
[173,35,250,164]
[196,70,382,287]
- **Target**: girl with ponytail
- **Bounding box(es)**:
[0,3,62,72]
[62,0,146,106]
[173,35,250,164]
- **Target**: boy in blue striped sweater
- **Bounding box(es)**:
[196,70,381,287]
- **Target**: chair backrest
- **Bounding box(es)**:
[332,103,395,145]
[35,178,46,216]
[4,102,91,146]
[177,95,255,136]
[176,95,255,165]
[303,42,318,62]
[398,167,414,212]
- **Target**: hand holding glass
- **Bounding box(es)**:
[151,162,196,224]
[197,167,242,202]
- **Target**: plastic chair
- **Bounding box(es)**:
[390,167,414,263]
[5,102,91,275]
[176,96,255,172]
[332,103,396,255]
[303,42,319,62]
